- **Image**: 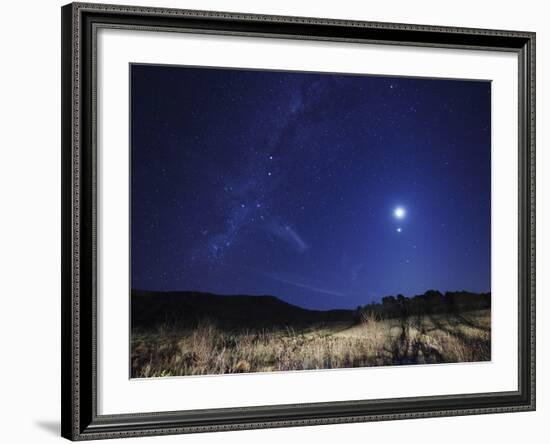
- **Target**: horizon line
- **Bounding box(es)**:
[132,288,491,311]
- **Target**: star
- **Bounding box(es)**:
[396,227,402,233]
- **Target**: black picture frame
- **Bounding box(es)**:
[61,2,536,440]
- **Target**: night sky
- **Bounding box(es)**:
[131,64,491,310]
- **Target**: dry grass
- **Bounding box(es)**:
[131,310,490,378]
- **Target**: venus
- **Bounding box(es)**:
[394,206,406,219]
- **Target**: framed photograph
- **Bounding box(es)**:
[61,2,536,440]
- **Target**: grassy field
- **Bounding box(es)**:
[131,309,490,378]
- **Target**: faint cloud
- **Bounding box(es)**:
[266,220,309,253]
[261,271,345,297]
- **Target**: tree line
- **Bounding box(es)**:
[353,290,491,322]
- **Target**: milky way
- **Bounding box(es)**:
[131,65,491,310]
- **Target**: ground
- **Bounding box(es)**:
[131,309,490,378]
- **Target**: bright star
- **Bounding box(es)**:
[394,207,406,219]
[396,227,402,233]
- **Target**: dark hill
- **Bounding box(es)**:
[131,290,353,330]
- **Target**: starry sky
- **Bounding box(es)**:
[131,64,491,310]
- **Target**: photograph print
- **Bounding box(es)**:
[130,64,491,378]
